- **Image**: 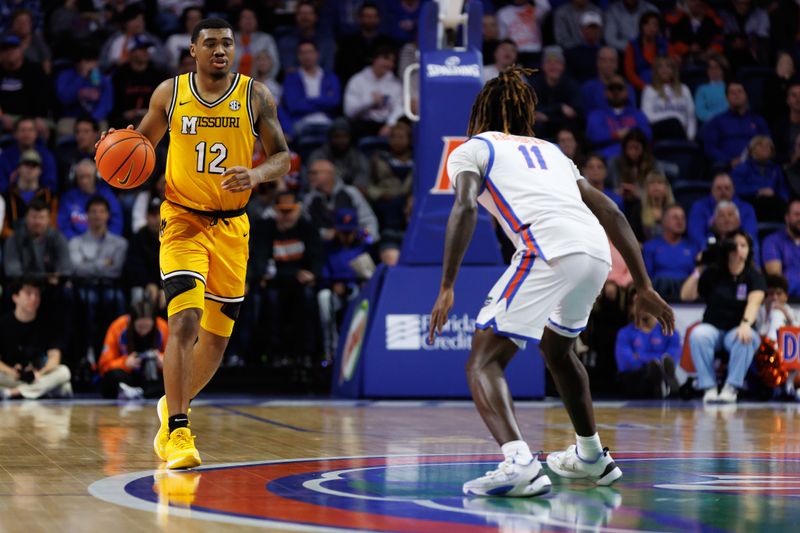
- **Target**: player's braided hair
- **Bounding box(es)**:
[467,66,538,137]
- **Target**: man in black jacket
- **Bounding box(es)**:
[250,190,323,365]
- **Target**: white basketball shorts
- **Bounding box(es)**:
[475,251,611,349]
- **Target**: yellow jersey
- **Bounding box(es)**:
[165,72,258,212]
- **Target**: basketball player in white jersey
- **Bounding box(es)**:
[428,67,675,497]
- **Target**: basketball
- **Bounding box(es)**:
[95,129,155,190]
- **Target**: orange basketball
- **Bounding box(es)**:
[95,129,155,190]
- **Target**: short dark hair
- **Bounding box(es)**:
[191,17,234,43]
[726,81,745,95]
[8,275,42,297]
[359,1,381,15]
[297,39,317,51]
[296,0,317,14]
[664,203,684,217]
[372,45,396,62]
[86,195,110,212]
[14,116,35,130]
[75,116,99,132]
[766,274,789,293]
[27,198,50,213]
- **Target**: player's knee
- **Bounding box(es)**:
[170,308,202,342]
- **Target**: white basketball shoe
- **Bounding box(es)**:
[463,456,552,497]
[546,445,622,486]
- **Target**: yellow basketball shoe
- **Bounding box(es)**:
[154,396,192,461]
[164,427,202,470]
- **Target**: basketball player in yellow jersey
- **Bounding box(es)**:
[99,18,289,469]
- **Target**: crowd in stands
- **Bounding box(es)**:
[0,0,798,401]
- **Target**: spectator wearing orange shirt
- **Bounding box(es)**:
[97,301,167,400]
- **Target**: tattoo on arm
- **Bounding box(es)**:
[253,82,290,183]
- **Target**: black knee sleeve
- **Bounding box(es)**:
[162,275,198,307]
[220,301,242,321]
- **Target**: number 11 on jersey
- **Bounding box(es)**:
[518,144,548,170]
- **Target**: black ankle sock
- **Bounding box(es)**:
[168,414,189,433]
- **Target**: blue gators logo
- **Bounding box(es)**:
[90,453,800,532]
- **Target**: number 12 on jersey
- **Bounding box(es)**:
[195,141,228,174]
[518,145,548,170]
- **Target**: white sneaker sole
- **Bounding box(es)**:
[546,454,623,486]
[463,468,552,497]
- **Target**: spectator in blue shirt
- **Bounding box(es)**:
[731,135,789,222]
[644,204,697,301]
[384,0,425,44]
[701,82,770,170]
[615,290,682,398]
[694,53,729,124]
[586,75,651,159]
[57,159,123,239]
[282,40,341,138]
[317,207,373,359]
[55,43,113,123]
[688,172,758,250]
[0,117,57,193]
[763,199,800,298]
[580,46,636,115]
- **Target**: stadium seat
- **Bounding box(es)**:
[738,66,772,115]
[357,136,389,158]
[653,140,704,181]
[757,221,784,243]
[658,159,680,182]
[681,66,708,95]
[295,134,326,162]
[672,180,710,214]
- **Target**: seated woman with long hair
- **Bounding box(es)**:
[641,56,697,140]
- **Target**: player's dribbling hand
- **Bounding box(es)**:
[635,286,675,337]
[428,287,454,345]
[95,124,134,149]
[221,166,259,192]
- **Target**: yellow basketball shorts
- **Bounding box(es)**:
[159,201,249,337]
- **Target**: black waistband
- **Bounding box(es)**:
[169,200,246,219]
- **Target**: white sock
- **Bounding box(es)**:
[501,440,534,465]
[576,433,603,461]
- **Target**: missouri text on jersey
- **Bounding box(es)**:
[181,116,240,135]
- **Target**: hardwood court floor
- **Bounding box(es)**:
[1,398,799,532]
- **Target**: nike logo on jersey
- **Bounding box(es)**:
[179,100,191,106]
[243,232,248,237]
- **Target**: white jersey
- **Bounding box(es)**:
[447,131,611,265]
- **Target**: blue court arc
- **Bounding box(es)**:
[89,452,800,532]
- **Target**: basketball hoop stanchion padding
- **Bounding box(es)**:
[332,0,545,398]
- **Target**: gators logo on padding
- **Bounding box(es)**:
[430,137,468,194]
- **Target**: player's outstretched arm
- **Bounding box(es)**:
[577,179,675,336]
[428,171,481,344]
[222,81,290,192]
